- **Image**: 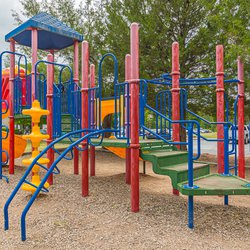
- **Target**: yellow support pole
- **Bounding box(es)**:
[21,100,50,194]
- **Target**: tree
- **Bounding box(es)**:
[13,0,249,118]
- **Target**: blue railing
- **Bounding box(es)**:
[34,60,74,139]
[180,88,237,174]
[155,90,172,139]
[96,53,129,143]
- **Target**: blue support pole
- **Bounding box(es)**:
[188,123,194,228]
[188,196,194,229]
[224,124,229,205]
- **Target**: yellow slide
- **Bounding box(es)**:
[2,131,27,163]
[100,99,115,122]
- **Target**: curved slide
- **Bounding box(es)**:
[1,132,27,163]
[101,99,127,159]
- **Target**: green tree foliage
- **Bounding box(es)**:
[13,0,249,119]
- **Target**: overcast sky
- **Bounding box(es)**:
[0,0,22,52]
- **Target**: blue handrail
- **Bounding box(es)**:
[142,103,201,160]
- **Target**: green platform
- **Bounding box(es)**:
[178,174,250,196]
[90,138,173,149]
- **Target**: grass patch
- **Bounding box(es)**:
[201,132,217,139]
[25,141,69,153]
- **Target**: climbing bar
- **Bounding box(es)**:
[35,161,60,175]
[22,180,49,193]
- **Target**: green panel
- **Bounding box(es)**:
[178,174,250,196]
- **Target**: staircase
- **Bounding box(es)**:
[140,144,210,190]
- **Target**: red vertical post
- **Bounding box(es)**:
[81,41,89,197]
[31,28,38,101]
[46,54,54,185]
[90,64,96,177]
[171,42,180,195]
[171,42,180,146]
[130,23,140,212]
[125,54,131,184]
[237,57,245,178]
[9,39,15,174]
[216,45,224,174]
[73,41,79,175]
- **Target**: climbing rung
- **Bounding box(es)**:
[1,100,9,114]
[36,162,60,175]
[1,125,9,139]
[1,150,9,165]
[23,180,49,193]
[0,175,9,183]
[52,146,74,160]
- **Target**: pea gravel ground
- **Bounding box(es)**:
[0,150,249,250]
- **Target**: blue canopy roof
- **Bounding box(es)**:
[5,12,83,50]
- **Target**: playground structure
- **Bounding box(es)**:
[0,13,249,241]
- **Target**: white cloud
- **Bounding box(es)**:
[0,0,21,52]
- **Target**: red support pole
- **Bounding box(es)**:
[46,54,54,185]
[81,41,89,197]
[171,42,180,146]
[171,42,180,196]
[90,64,96,177]
[216,45,225,174]
[125,54,131,184]
[9,39,15,174]
[237,57,245,178]
[73,40,79,175]
[130,23,140,212]
[31,28,38,102]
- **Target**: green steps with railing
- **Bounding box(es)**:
[140,147,210,190]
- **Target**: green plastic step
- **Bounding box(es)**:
[178,174,250,196]
[140,149,210,189]
[141,150,188,168]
